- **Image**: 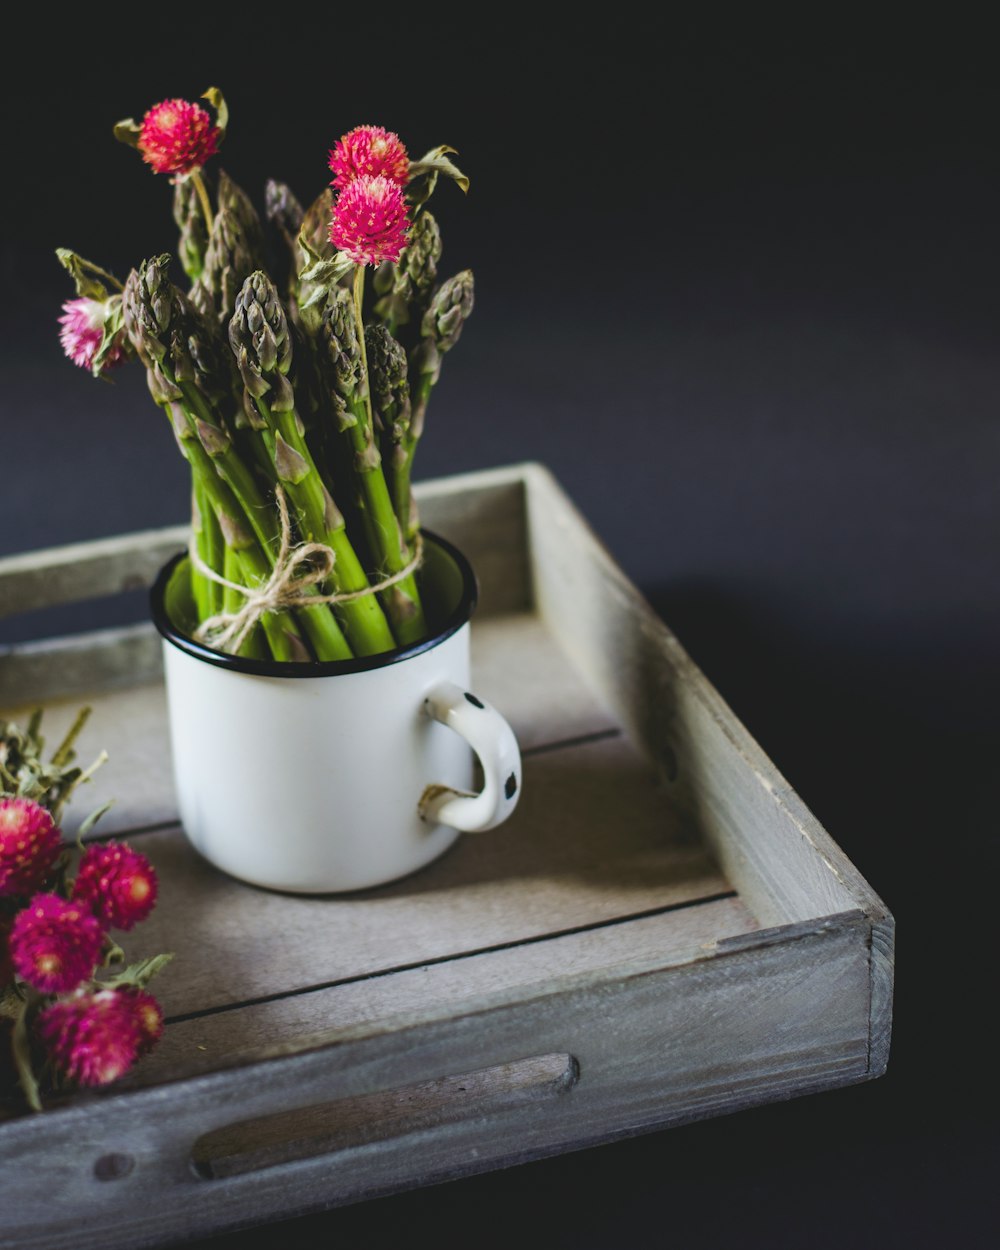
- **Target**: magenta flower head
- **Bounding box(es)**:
[58,298,125,374]
[0,797,63,897]
[128,987,165,1056]
[8,894,103,994]
[72,842,158,931]
[36,989,149,1087]
[329,174,411,267]
[138,98,220,177]
[328,125,409,190]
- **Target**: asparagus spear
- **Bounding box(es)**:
[191,481,223,620]
[372,209,442,335]
[393,270,475,544]
[366,324,416,542]
[190,200,257,325]
[321,287,427,643]
[265,179,305,302]
[173,176,210,283]
[230,272,397,656]
[266,179,305,253]
[124,256,351,661]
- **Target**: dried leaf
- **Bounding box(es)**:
[201,87,229,138]
[113,118,141,149]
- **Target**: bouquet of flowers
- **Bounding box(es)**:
[58,90,472,661]
[1,709,170,1109]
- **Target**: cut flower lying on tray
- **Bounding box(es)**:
[58,88,473,663]
[0,709,172,1111]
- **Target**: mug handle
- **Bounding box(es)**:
[419,681,522,832]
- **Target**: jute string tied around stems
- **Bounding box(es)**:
[188,486,423,656]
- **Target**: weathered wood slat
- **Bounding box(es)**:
[0,525,189,620]
[129,895,756,1089]
[0,623,163,708]
[523,463,890,930]
[0,919,872,1250]
[119,733,721,1019]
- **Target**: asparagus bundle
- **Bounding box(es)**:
[58,94,473,662]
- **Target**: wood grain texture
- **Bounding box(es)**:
[0,525,188,620]
[0,918,872,1250]
[523,462,891,930]
[117,733,723,1019]
[867,914,895,1078]
[126,896,756,1089]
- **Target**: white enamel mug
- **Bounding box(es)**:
[150,532,521,894]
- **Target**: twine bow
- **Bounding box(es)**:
[188,487,423,656]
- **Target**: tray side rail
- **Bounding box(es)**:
[0,913,874,1250]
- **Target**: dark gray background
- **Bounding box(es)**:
[2,10,996,1246]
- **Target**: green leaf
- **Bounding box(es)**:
[113,117,141,149]
[76,798,115,842]
[50,705,91,767]
[104,953,175,990]
[201,87,228,138]
[408,146,470,208]
[298,252,354,286]
[91,304,125,378]
[56,250,113,301]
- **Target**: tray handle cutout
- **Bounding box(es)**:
[191,1052,579,1180]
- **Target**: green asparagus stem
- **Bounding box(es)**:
[266,179,305,251]
[191,481,223,619]
[373,210,442,335]
[123,255,350,661]
[190,488,211,622]
[395,270,475,544]
[265,179,306,301]
[230,272,397,655]
[222,543,268,660]
[190,197,257,325]
[366,324,415,541]
[173,177,211,282]
[121,270,282,659]
[321,278,427,644]
[216,170,265,262]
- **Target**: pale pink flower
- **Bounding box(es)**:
[329,174,411,266]
[0,797,62,897]
[8,894,103,994]
[72,842,158,931]
[328,125,409,189]
[138,98,220,177]
[36,989,150,1087]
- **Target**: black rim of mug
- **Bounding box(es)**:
[149,529,479,678]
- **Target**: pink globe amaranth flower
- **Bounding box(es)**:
[58,297,126,373]
[0,797,62,896]
[36,989,148,1087]
[329,174,411,267]
[72,842,158,931]
[328,124,409,190]
[128,987,165,1056]
[138,98,220,177]
[9,894,103,994]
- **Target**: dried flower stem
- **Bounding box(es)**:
[190,170,214,236]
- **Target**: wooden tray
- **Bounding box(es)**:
[0,463,894,1249]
